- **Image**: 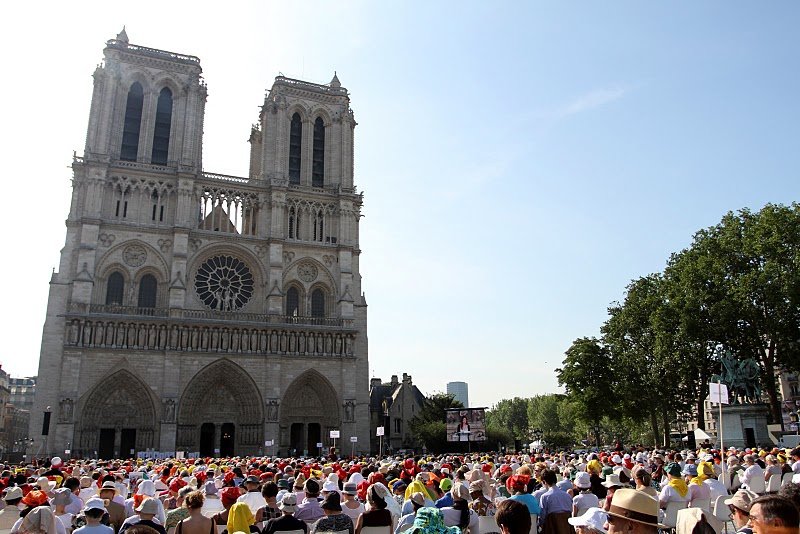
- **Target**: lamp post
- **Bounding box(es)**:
[791,411,799,436]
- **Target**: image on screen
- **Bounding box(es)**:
[446,408,486,442]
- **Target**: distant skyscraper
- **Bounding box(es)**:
[447,382,469,408]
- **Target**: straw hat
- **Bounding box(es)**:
[605,488,665,528]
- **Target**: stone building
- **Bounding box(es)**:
[30,30,369,459]
[369,374,424,454]
[9,377,36,412]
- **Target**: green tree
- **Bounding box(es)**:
[672,204,800,421]
[409,392,463,452]
[556,337,617,445]
[485,397,530,441]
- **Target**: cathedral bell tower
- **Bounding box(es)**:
[30,31,369,459]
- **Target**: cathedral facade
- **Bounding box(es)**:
[30,30,369,458]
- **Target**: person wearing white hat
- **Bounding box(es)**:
[573,472,601,518]
[124,480,166,525]
[73,497,113,534]
[120,498,166,534]
[0,487,24,531]
[568,507,608,534]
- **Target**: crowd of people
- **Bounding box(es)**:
[0,445,799,534]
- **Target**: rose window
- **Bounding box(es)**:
[195,255,254,311]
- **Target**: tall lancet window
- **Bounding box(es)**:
[289,113,302,184]
[312,117,325,187]
[120,82,144,161]
[151,87,173,165]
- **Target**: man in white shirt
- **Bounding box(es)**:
[790,448,800,474]
[238,475,267,516]
[739,455,764,489]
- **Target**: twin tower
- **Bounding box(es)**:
[31,30,369,458]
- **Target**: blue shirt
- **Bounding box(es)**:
[509,493,541,515]
[539,487,572,522]
[435,492,453,509]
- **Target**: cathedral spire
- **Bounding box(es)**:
[116,26,129,44]
[330,71,341,88]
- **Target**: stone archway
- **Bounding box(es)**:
[78,370,157,458]
[177,359,264,456]
[280,370,340,455]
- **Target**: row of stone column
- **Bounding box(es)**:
[66,318,355,356]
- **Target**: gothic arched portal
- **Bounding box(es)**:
[177,359,264,456]
[280,370,340,455]
[78,369,157,458]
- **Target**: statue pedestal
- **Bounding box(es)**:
[719,404,770,449]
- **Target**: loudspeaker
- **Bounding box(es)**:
[41,411,51,436]
[686,430,696,449]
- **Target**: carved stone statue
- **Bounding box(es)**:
[267,399,279,422]
[58,398,73,423]
[711,350,762,404]
[344,400,355,422]
[163,398,176,422]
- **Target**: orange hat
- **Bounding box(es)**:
[22,490,49,507]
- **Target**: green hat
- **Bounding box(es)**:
[439,478,453,491]
[665,463,682,477]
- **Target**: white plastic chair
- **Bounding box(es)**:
[690,499,710,514]
[719,471,731,492]
[781,473,794,487]
[766,474,781,493]
[478,516,500,534]
[712,494,732,534]
[730,472,742,492]
[662,501,688,529]
[744,475,766,495]
[529,515,538,534]
[362,526,392,534]
[217,526,226,534]
[396,524,413,533]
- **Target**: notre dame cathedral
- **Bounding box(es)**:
[29,29,369,458]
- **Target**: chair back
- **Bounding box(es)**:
[529,515,538,534]
[730,472,742,492]
[478,515,500,534]
[361,526,393,534]
[746,475,766,495]
[781,473,794,487]
[397,524,413,533]
[711,494,730,523]
[690,499,710,514]
[217,526,226,534]
[719,471,731,491]
[663,500,688,529]
[766,474,781,493]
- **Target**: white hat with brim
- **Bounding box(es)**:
[606,489,667,529]
[568,507,608,534]
[601,474,623,488]
[3,487,23,501]
[278,493,297,513]
[135,498,159,515]
[36,477,56,491]
[84,497,107,512]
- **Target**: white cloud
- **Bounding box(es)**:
[560,85,633,117]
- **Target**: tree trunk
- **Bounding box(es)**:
[650,412,660,447]
[661,408,671,448]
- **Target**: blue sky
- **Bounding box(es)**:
[1,2,798,408]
